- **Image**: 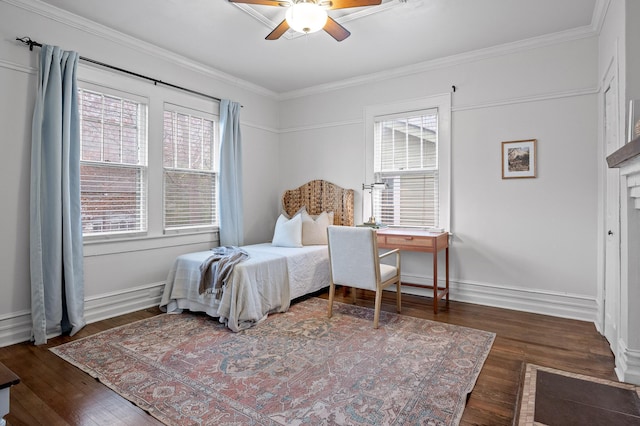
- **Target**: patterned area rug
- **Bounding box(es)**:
[51,297,495,425]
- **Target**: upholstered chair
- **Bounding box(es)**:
[326,225,401,328]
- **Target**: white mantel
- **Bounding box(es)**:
[607,136,640,385]
[621,158,640,209]
[608,136,640,208]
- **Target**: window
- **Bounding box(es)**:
[163,104,219,231]
[366,94,451,230]
[375,110,439,227]
[79,87,148,236]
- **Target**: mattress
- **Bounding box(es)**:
[159,243,330,331]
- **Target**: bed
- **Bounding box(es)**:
[159,180,354,332]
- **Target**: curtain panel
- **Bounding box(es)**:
[219,100,244,247]
[30,45,85,345]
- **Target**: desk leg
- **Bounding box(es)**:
[446,247,449,305]
[433,249,438,314]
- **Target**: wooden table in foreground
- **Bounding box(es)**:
[0,362,20,426]
[376,228,449,314]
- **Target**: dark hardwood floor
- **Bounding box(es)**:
[0,291,616,425]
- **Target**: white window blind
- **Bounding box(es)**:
[163,106,219,231]
[374,109,439,228]
[79,88,148,236]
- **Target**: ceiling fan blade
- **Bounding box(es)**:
[324,17,350,41]
[266,20,290,40]
[325,0,381,10]
[228,0,288,6]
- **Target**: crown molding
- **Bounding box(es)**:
[591,0,611,35]
[278,23,600,100]
[3,0,607,100]
[278,0,610,100]
[3,0,278,100]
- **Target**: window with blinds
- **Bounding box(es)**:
[373,109,439,228]
[163,106,219,231]
[79,88,148,236]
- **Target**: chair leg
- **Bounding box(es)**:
[396,280,402,313]
[373,289,382,329]
[328,282,335,319]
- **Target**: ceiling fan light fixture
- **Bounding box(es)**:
[285,2,328,34]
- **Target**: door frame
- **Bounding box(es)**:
[598,51,622,350]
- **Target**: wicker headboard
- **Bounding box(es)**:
[282,180,354,226]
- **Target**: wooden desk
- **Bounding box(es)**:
[376,228,449,314]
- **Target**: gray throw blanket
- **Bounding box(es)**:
[198,246,249,299]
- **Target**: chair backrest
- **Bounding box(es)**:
[327,225,379,291]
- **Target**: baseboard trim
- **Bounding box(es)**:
[399,273,598,322]
[0,311,32,348]
[1,276,599,347]
[84,281,166,324]
[0,282,166,347]
[615,340,640,385]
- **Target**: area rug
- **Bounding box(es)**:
[518,363,640,425]
[51,297,495,425]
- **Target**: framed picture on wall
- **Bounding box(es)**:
[502,139,537,179]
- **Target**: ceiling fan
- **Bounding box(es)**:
[228,0,382,41]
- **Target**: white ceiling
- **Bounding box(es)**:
[36,0,599,94]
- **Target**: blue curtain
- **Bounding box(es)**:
[30,45,85,345]
[218,100,244,246]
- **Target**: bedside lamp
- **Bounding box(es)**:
[362,182,387,227]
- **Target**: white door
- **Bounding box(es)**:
[604,74,621,352]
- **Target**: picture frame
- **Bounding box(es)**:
[502,139,537,179]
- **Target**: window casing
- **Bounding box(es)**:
[79,87,148,237]
[163,104,219,231]
[366,94,451,231]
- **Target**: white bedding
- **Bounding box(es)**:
[159,243,330,331]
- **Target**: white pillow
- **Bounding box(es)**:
[301,210,331,245]
[272,213,303,247]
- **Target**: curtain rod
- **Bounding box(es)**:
[16,36,236,105]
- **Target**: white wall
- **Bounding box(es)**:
[0,0,610,347]
[279,36,600,320]
[0,0,281,345]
